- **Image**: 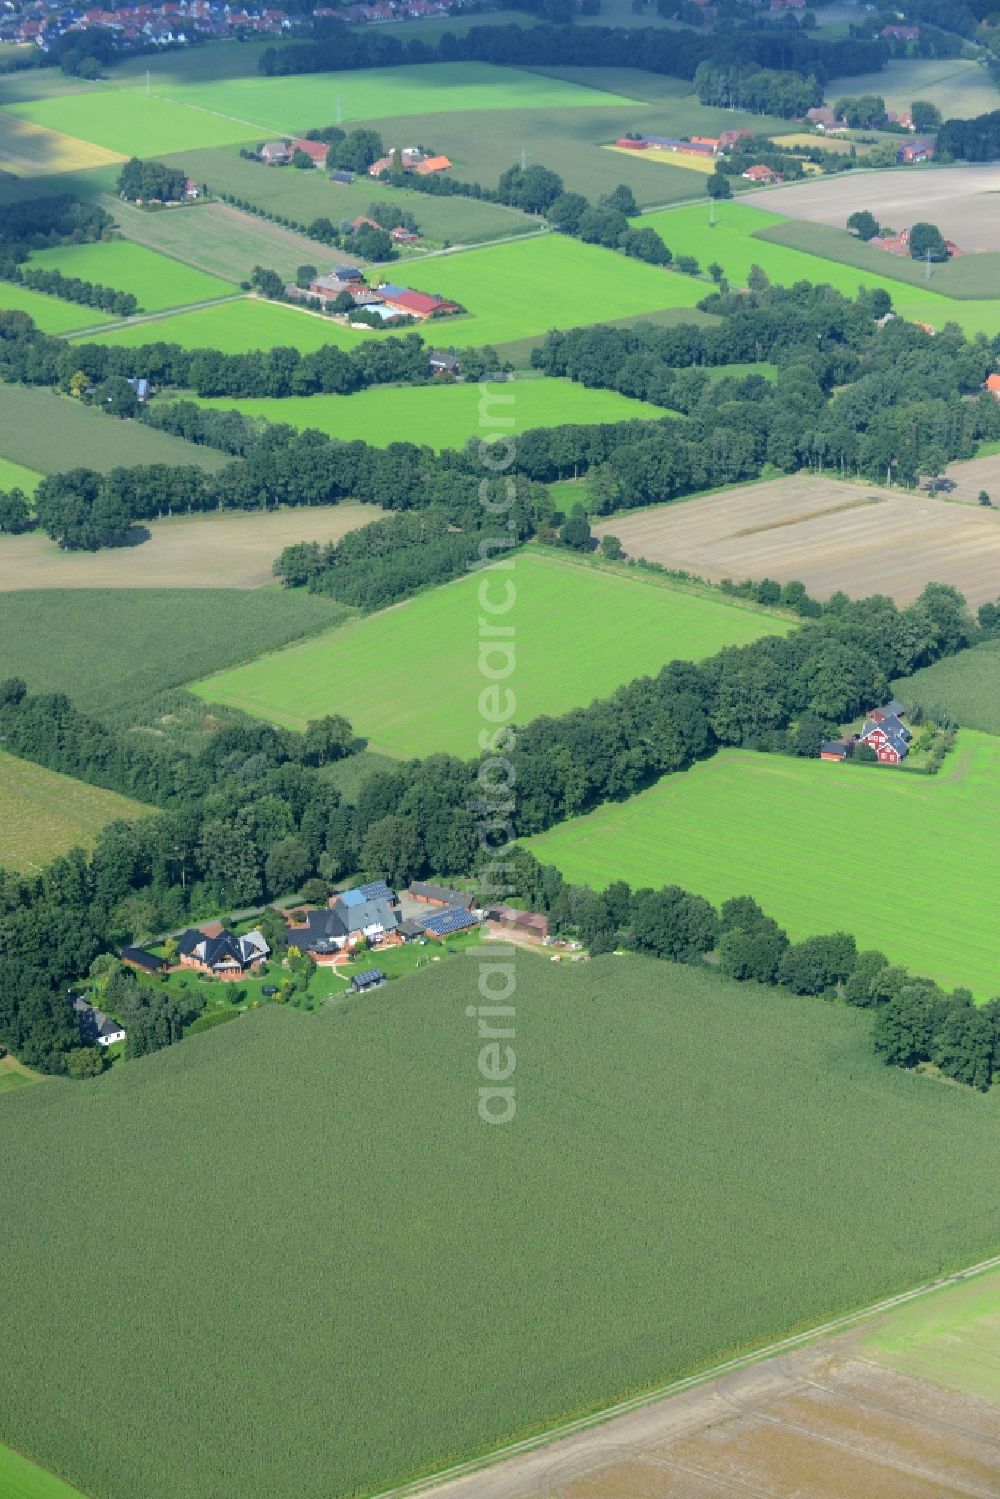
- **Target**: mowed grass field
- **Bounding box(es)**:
[30,239,234,312]
[0,589,349,715]
[4,64,638,157]
[193,549,791,756]
[0,385,228,475]
[3,961,1000,1499]
[78,295,368,352]
[527,730,1000,996]
[859,1266,1000,1403]
[0,747,153,872]
[0,1441,87,1499]
[894,640,1000,736]
[757,218,1000,299]
[0,110,124,176]
[0,279,111,335]
[0,457,41,494]
[639,202,1000,336]
[193,378,667,451]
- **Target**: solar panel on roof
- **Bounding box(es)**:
[424,908,478,937]
[359,880,393,901]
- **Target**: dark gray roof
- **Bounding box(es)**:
[820,740,848,755]
[332,893,399,935]
[121,945,163,972]
[408,882,474,908]
[428,351,459,370]
[398,917,429,939]
[73,996,124,1043]
[332,264,364,280]
[351,967,385,990]
[286,907,348,951]
[881,699,906,718]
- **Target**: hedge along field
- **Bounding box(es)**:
[193,377,668,451]
[0,280,111,335]
[527,731,1000,997]
[193,549,792,756]
[639,202,1000,337]
[0,589,347,717]
[894,640,1000,737]
[0,386,229,475]
[0,748,154,872]
[3,961,1000,1499]
[30,240,234,313]
[78,296,369,353]
[0,457,42,495]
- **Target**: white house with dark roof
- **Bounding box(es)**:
[73,996,126,1047]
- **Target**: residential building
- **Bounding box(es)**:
[428,350,459,376]
[178,926,270,979]
[898,137,936,164]
[742,164,782,184]
[73,996,126,1047]
[859,701,911,764]
[260,141,290,164]
[285,883,400,964]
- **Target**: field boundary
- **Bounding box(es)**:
[375,1251,1000,1498]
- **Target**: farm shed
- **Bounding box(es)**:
[819,740,851,762]
[351,967,385,993]
[486,905,549,940]
[121,945,166,975]
[330,171,355,185]
[407,882,475,909]
[423,907,479,940]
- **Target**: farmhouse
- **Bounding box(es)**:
[291,138,329,165]
[742,164,782,184]
[413,155,452,176]
[350,214,381,232]
[986,374,1000,399]
[805,106,846,132]
[72,995,126,1047]
[178,925,270,979]
[898,137,937,164]
[286,882,401,963]
[428,350,459,375]
[859,700,911,764]
[260,142,290,164]
[391,226,420,244]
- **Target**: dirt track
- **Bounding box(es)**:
[744,164,1000,251]
[592,475,1000,607]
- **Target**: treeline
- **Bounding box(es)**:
[693,61,819,117]
[0,195,112,256]
[506,849,1000,1091]
[0,262,138,317]
[938,109,1000,161]
[0,581,990,1074]
[117,157,188,203]
[260,17,886,86]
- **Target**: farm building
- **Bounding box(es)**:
[898,138,936,164]
[804,107,846,132]
[407,882,475,909]
[350,215,381,232]
[742,164,782,184]
[859,701,911,764]
[377,285,461,320]
[986,374,1000,398]
[260,142,290,164]
[882,22,919,39]
[413,155,451,175]
[428,350,459,376]
[423,907,480,940]
[351,967,386,993]
[178,926,270,980]
[126,377,150,402]
[819,740,852,762]
[121,945,166,975]
[485,905,549,941]
[330,170,355,185]
[291,138,329,165]
[391,226,420,244]
[615,137,648,150]
[72,996,126,1047]
[285,883,400,964]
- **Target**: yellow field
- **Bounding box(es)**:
[0,112,125,175]
[606,144,716,173]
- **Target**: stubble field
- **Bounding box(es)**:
[3,960,1000,1499]
[192,377,667,451]
[193,549,791,756]
[526,730,1000,997]
[0,747,153,871]
[0,110,124,176]
[592,475,1000,608]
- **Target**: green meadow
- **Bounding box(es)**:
[0,1441,87,1499]
[3,961,1000,1499]
[0,385,228,475]
[0,747,153,873]
[639,202,1000,337]
[79,295,367,352]
[193,377,666,450]
[0,279,108,334]
[527,731,1000,997]
[30,239,233,313]
[193,550,791,756]
[0,457,41,494]
[860,1265,1000,1403]
[4,88,260,157]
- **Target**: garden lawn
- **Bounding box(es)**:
[0,279,110,335]
[893,640,1000,737]
[0,457,42,494]
[193,378,668,450]
[0,589,347,717]
[0,386,228,475]
[3,959,1000,1499]
[30,240,233,313]
[0,748,153,872]
[79,296,368,352]
[394,234,708,347]
[638,202,1000,337]
[193,549,791,756]
[526,730,1000,997]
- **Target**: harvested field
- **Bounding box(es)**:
[743,163,1000,254]
[0,385,228,475]
[0,503,378,591]
[757,218,1000,298]
[592,475,1000,607]
[941,447,1000,505]
[605,144,715,174]
[0,747,153,872]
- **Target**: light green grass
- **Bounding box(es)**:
[0,747,153,872]
[0,457,41,494]
[0,278,112,334]
[0,385,228,475]
[193,549,791,756]
[639,201,1000,336]
[756,218,1000,300]
[4,88,262,156]
[0,1442,87,1499]
[860,1266,1000,1402]
[3,960,1000,1499]
[893,640,1000,736]
[193,378,667,451]
[30,240,233,312]
[527,730,1000,997]
[79,295,367,352]
[825,58,1000,121]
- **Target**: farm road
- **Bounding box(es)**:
[385,1254,1000,1499]
[68,290,247,338]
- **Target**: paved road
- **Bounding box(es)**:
[373,1251,1000,1498]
